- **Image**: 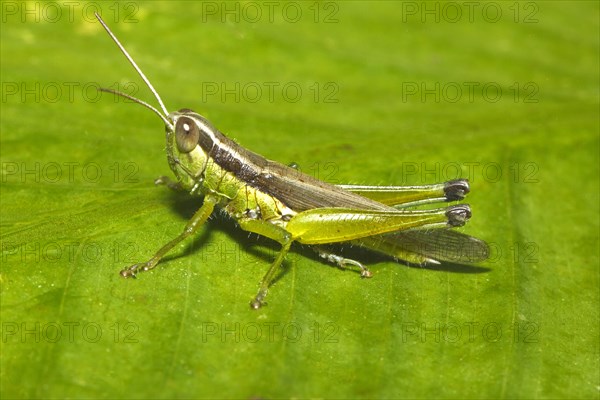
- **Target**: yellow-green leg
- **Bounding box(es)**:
[120,195,218,277]
[237,219,295,309]
[250,240,293,309]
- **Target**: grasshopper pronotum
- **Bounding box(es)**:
[95,13,489,309]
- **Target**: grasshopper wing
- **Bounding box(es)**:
[359,228,489,265]
[256,161,392,212]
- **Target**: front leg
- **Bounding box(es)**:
[154,175,184,191]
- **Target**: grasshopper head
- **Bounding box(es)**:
[94,14,215,194]
[166,109,217,193]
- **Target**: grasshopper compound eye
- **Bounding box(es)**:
[175,116,200,153]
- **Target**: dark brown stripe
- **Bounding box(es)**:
[187,111,390,212]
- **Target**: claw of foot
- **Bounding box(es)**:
[120,268,136,278]
[361,270,373,278]
[250,299,264,310]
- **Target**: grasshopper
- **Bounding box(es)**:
[95,14,489,309]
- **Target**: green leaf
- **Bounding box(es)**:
[1,1,598,398]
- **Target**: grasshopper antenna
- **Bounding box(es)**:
[97,87,173,129]
[95,12,173,129]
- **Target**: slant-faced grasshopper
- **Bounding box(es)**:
[95,14,489,309]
